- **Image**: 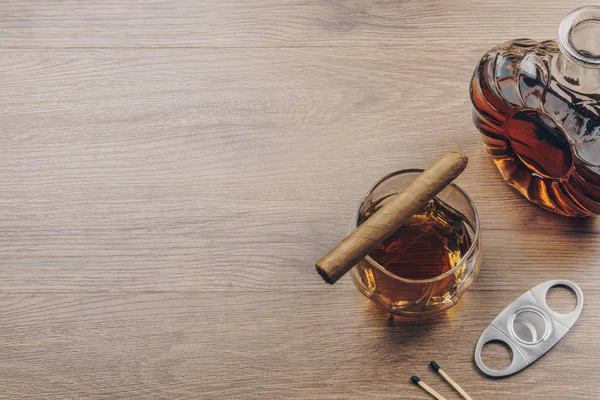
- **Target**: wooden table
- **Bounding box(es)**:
[2,1,600,398]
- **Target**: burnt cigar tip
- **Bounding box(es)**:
[315,264,335,285]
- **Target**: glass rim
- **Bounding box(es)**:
[558,6,600,68]
[352,168,481,284]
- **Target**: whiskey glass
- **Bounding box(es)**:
[350,169,481,318]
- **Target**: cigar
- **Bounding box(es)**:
[315,149,468,284]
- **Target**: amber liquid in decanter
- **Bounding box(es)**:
[357,197,473,303]
[471,34,600,216]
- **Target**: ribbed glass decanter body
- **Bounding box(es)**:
[471,7,600,216]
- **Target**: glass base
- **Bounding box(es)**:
[351,267,477,319]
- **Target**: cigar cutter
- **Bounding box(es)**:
[474,280,583,377]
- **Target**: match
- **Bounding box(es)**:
[430,361,474,400]
[411,376,447,400]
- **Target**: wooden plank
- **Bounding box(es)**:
[2,48,599,292]
[1,202,599,292]
[0,291,595,399]
[0,0,584,48]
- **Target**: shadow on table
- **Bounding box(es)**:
[356,293,451,345]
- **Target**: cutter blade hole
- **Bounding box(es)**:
[481,340,513,371]
[546,285,577,314]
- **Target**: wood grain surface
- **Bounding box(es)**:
[1,1,599,399]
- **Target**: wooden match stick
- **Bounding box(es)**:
[411,376,447,400]
[430,362,473,400]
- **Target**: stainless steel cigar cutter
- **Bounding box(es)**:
[475,280,583,377]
